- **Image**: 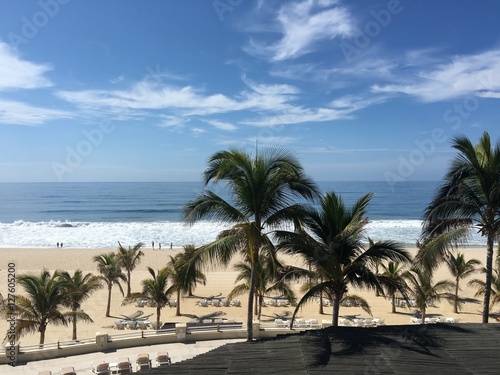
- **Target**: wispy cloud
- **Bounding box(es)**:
[0,41,53,91]
[203,119,237,131]
[372,49,500,102]
[244,0,354,61]
[0,99,71,126]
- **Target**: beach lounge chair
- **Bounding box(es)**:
[221,298,230,307]
[267,298,277,307]
[274,318,289,328]
[91,361,110,375]
[114,321,125,330]
[212,299,221,307]
[125,320,138,330]
[115,357,132,374]
[202,318,213,324]
[339,318,351,326]
[308,319,321,328]
[231,299,241,307]
[135,353,151,371]
[59,367,76,375]
[169,299,177,307]
[199,299,208,307]
[156,352,171,366]
[37,371,52,375]
[136,320,149,330]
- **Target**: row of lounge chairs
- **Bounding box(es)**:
[339,317,385,327]
[198,298,241,307]
[134,298,177,308]
[274,318,321,329]
[114,320,162,330]
[410,317,459,324]
[36,352,172,375]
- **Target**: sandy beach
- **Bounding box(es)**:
[0,246,493,346]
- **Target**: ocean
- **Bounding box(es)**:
[0,181,486,248]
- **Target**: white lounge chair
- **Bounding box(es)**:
[156,352,171,366]
[115,357,132,374]
[308,319,321,328]
[37,371,52,375]
[231,299,241,307]
[59,367,76,375]
[274,318,289,328]
[125,321,138,330]
[339,318,351,326]
[199,299,208,307]
[136,320,149,330]
[92,361,110,375]
[136,353,151,371]
[114,321,125,330]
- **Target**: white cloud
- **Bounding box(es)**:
[372,49,500,102]
[244,0,354,61]
[0,41,53,91]
[203,119,237,131]
[0,99,71,126]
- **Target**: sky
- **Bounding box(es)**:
[1,0,500,184]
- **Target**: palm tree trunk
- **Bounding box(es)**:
[39,324,46,346]
[391,294,396,314]
[332,293,341,327]
[483,234,494,323]
[156,305,161,330]
[254,294,258,316]
[421,307,426,325]
[258,295,263,320]
[454,277,460,314]
[319,292,324,315]
[106,284,112,317]
[72,309,77,340]
[176,289,181,316]
[127,270,131,297]
[246,260,257,342]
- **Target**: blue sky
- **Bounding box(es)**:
[1,0,500,183]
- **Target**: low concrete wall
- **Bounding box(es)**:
[1,321,310,365]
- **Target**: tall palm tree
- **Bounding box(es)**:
[445,252,481,313]
[117,242,144,297]
[93,252,126,317]
[58,270,103,340]
[379,261,409,313]
[423,132,500,322]
[142,267,170,329]
[165,248,206,317]
[184,147,319,341]
[227,253,296,320]
[11,270,67,345]
[277,191,411,326]
[403,268,454,324]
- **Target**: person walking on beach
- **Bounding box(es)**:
[159,243,161,250]
[152,241,155,250]
[57,242,59,248]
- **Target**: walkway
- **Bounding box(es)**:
[1,338,245,375]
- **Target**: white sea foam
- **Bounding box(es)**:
[0,219,486,248]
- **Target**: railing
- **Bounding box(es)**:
[20,337,96,353]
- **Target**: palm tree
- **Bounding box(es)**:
[117,242,144,297]
[142,267,170,329]
[58,270,103,340]
[277,191,411,326]
[184,147,319,341]
[93,252,126,317]
[468,254,500,317]
[379,261,409,313]
[227,253,296,320]
[403,267,454,324]
[445,252,481,313]
[423,132,500,322]
[166,248,206,316]
[11,270,67,345]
